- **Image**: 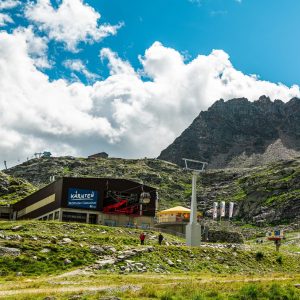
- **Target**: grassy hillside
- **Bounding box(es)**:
[0,220,299,277]
[0,221,300,299]
[0,171,36,205]
[2,156,300,224]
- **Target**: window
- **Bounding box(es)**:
[89,214,97,224]
[62,212,87,223]
[54,211,60,220]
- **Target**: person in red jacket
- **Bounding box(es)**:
[140,232,146,245]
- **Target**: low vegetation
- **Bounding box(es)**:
[0,220,299,299]
[3,156,300,224]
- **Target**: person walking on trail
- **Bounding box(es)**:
[158,233,164,245]
[140,232,146,245]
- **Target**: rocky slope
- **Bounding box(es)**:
[0,171,36,205]
[3,156,300,225]
[0,221,299,278]
[158,96,300,168]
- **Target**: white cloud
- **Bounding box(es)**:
[25,0,122,52]
[14,26,50,68]
[63,59,99,81]
[0,31,299,166]
[0,12,13,26]
[0,0,20,10]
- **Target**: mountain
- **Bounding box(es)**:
[158,96,300,168]
[3,156,300,225]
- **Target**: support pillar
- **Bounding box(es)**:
[186,171,201,246]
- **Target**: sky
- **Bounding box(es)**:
[0,0,300,167]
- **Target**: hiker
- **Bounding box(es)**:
[275,239,281,252]
[158,233,164,245]
[140,232,146,245]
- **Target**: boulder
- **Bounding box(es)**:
[0,246,21,256]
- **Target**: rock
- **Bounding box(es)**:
[40,248,51,253]
[108,247,117,253]
[166,259,175,266]
[11,234,23,241]
[61,238,72,244]
[0,246,21,256]
[117,255,126,260]
[96,259,116,268]
[64,259,72,265]
[11,225,23,231]
[90,245,105,255]
[134,262,144,268]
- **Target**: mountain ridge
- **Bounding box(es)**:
[158,96,300,168]
[2,156,300,225]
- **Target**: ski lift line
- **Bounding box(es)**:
[115,183,157,195]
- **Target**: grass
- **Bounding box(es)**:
[0,273,300,299]
[0,221,299,298]
[0,221,300,277]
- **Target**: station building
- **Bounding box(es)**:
[12,177,157,228]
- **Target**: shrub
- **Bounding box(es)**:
[276,255,283,265]
[238,284,264,300]
[255,251,264,261]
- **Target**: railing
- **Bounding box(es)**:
[157,215,190,223]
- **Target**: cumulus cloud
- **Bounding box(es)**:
[63,59,99,81]
[0,12,13,26]
[0,0,20,10]
[0,32,299,166]
[25,0,122,52]
[14,26,50,68]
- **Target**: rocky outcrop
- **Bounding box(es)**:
[0,171,36,205]
[158,96,300,168]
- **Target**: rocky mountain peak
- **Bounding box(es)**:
[158,96,300,168]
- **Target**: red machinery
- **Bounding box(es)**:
[103,193,140,215]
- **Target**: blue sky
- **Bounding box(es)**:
[94,0,300,86]
[0,0,300,165]
[5,0,300,85]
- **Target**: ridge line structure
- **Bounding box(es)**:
[182,158,208,246]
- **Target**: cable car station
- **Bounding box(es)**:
[12,177,157,229]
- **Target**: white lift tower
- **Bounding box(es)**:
[183,158,208,246]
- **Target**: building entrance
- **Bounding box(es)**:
[88,214,97,224]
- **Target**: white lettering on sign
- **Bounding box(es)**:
[70,191,95,200]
